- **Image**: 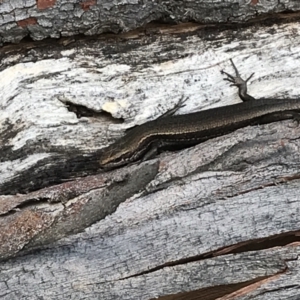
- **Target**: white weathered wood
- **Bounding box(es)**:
[2,23,300,187]
[1,21,300,299]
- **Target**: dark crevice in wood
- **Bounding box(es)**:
[0,119,26,163]
[0,197,53,217]
[0,119,22,142]
[0,150,104,195]
[213,231,300,257]
[121,232,299,281]
[152,276,270,300]
[63,101,124,123]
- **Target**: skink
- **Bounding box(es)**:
[99,59,300,169]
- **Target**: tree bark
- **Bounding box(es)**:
[1,2,300,300]
[1,0,300,44]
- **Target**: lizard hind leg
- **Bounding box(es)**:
[221,59,256,102]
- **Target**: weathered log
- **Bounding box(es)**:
[1,11,300,300]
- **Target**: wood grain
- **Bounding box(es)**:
[1,20,300,299]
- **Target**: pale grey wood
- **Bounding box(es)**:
[0,0,300,44]
[0,242,299,299]
[1,21,300,299]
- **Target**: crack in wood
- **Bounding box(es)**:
[63,100,124,122]
[219,268,289,300]
[0,197,53,217]
[152,276,271,300]
[213,231,300,257]
[120,232,300,283]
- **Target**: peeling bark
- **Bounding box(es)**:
[1,0,300,44]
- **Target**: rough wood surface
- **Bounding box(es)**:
[1,19,300,299]
[1,0,300,44]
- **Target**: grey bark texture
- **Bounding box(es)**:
[1,2,300,300]
[1,0,300,44]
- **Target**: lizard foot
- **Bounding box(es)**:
[221,59,255,102]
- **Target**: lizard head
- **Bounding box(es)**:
[99,142,131,169]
